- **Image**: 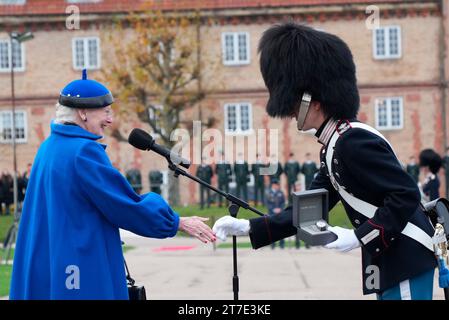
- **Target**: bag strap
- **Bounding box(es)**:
[326,122,434,252]
[122,241,136,286]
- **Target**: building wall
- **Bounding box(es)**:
[0,4,447,203]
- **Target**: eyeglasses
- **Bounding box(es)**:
[105,108,114,117]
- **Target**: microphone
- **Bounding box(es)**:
[128,128,191,169]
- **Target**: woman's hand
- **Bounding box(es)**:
[178,216,216,243]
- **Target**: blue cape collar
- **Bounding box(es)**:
[50,122,107,149]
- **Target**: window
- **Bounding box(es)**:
[0,0,26,4]
[222,32,250,66]
[155,42,175,66]
[375,97,403,130]
[0,110,27,143]
[0,39,25,72]
[148,105,165,137]
[72,37,100,70]
[224,103,253,134]
[373,26,401,59]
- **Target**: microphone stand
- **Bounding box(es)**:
[166,161,265,300]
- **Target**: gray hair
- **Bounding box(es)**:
[54,103,78,124]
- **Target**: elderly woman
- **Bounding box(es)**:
[10,70,215,299]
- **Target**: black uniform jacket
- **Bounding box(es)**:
[248,118,436,294]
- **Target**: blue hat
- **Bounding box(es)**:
[59,69,114,109]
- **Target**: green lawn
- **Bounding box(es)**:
[122,245,135,253]
[0,215,14,244]
[0,264,12,297]
[0,248,14,260]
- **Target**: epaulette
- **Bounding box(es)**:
[336,119,352,135]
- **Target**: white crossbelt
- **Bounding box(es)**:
[326,122,433,252]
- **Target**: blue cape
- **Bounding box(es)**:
[10,123,179,299]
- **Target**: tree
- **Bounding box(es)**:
[102,11,210,206]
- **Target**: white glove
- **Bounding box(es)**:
[212,216,250,241]
[324,226,361,252]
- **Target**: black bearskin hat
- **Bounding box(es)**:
[258,23,359,119]
[419,149,442,174]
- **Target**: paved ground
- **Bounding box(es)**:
[1,231,443,300]
[120,230,445,300]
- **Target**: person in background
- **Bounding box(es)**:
[406,156,420,184]
[251,153,266,207]
[443,147,449,198]
[196,157,214,209]
[301,153,318,190]
[266,179,285,249]
[419,149,442,202]
[234,153,250,202]
[268,154,283,185]
[215,151,232,207]
[0,171,13,215]
[284,152,301,204]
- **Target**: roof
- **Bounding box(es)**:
[0,0,415,16]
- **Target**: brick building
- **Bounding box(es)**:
[0,0,448,204]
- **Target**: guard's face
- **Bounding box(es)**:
[84,106,114,136]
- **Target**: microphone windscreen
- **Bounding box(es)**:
[128,128,153,151]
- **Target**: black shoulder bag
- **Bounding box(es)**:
[124,257,147,300]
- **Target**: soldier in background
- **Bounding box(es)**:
[419,149,442,202]
[266,179,285,249]
[251,154,266,206]
[149,170,163,195]
[406,156,419,184]
[125,168,143,194]
[1,171,13,215]
[0,171,4,215]
[234,153,250,202]
[196,158,214,209]
[215,152,232,207]
[443,147,449,198]
[284,152,301,203]
[268,154,283,184]
[18,163,32,211]
[301,152,318,190]
[17,172,25,211]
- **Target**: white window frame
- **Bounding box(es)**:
[148,105,166,137]
[157,41,176,66]
[221,32,250,66]
[374,97,403,130]
[72,37,101,70]
[372,25,402,60]
[0,39,25,72]
[224,102,253,135]
[0,110,27,143]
